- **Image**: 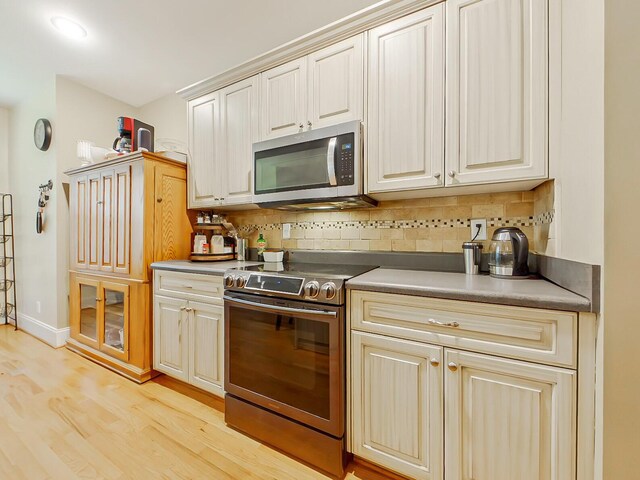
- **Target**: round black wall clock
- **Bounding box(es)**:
[34,118,52,151]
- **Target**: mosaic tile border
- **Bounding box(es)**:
[235,210,555,234]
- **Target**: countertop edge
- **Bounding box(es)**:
[346,281,593,313]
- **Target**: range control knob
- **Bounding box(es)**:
[224,275,235,288]
[303,281,320,298]
[320,282,337,300]
[235,276,246,288]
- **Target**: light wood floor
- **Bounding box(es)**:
[0,326,393,480]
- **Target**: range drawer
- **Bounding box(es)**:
[350,290,577,368]
[154,270,223,304]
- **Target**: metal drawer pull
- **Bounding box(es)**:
[224,295,337,318]
[181,285,193,289]
[430,359,440,367]
[185,307,192,312]
[448,362,458,372]
[427,318,459,328]
[179,306,186,311]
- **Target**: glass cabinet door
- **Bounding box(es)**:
[99,281,129,361]
[75,278,100,349]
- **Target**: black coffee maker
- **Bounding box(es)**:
[488,227,530,278]
[113,117,154,153]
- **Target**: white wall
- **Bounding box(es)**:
[55,76,138,328]
[137,93,187,151]
[603,0,640,476]
[7,75,58,331]
[0,107,8,192]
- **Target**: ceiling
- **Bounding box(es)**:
[0,0,381,108]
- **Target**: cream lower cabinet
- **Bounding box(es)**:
[350,290,581,480]
[444,350,575,480]
[153,271,224,397]
[351,331,443,480]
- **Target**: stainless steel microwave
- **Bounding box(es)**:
[252,121,376,210]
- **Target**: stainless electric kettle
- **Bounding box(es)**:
[488,227,530,278]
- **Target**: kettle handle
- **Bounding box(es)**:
[113,137,120,150]
[510,230,530,276]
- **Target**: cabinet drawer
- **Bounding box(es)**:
[350,290,577,368]
[154,270,223,304]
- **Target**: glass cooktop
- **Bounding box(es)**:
[233,262,378,279]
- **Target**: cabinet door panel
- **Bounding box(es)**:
[220,76,259,205]
[99,170,114,272]
[260,58,307,139]
[70,276,101,350]
[444,350,575,480]
[367,5,445,193]
[70,175,88,270]
[153,295,189,382]
[445,0,547,185]
[154,165,191,262]
[189,301,224,397]
[99,281,129,362]
[188,91,222,207]
[308,35,364,129]
[113,165,131,275]
[352,331,443,480]
[87,173,101,270]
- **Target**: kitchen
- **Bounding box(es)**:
[0,0,636,479]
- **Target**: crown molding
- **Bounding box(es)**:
[177,0,441,100]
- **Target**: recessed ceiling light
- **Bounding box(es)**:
[51,16,87,39]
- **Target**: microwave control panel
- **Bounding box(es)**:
[336,133,355,185]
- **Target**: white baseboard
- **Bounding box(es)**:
[16,313,70,348]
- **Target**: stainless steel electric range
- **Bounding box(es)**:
[222,262,377,477]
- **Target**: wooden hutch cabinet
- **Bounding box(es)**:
[66,152,191,382]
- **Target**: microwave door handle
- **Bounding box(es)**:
[224,295,338,318]
[327,137,337,186]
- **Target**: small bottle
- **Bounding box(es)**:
[196,212,204,224]
[256,233,267,260]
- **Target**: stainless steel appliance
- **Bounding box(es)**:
[488,227,530,278]
[462,241,483,275]
[223,262,377,476]
[251,121,376,210]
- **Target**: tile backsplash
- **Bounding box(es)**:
[224,189,555,254]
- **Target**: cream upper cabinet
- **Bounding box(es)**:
[188,91,223,208]
[307,35,364,130]
[445,0,548,186]
[367,5,445,194]
[444,350,575,480]
[352,331,443,480]
[261,34,364,140]
[219,75,260,205]
[260,58,307,140]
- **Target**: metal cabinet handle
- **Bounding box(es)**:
[430,358,440,367]
[157,197,163,203]
[307,121,312,128]
[179,306,186,311]
[185,307,193,312]
[298,123,304,130]
[448,362,458,372]
[427,318,460,328]
[95,298,103,302]
[448,170,456,178]
[96,200,103,205]
[182,285,193,289]
[434,172,441,180]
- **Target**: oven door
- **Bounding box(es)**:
[224,291,344,437]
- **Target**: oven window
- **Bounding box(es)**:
[228,304,332,420]
[255,138,332,194]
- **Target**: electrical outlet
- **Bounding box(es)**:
[282,223,291,240]
[470,219,487,241]
[36,301,41,314]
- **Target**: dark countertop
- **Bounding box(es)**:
[346,268,592,312]
[150,260,262,276]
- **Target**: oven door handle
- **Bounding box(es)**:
[224,295,338,318]
[327,137,337,186]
